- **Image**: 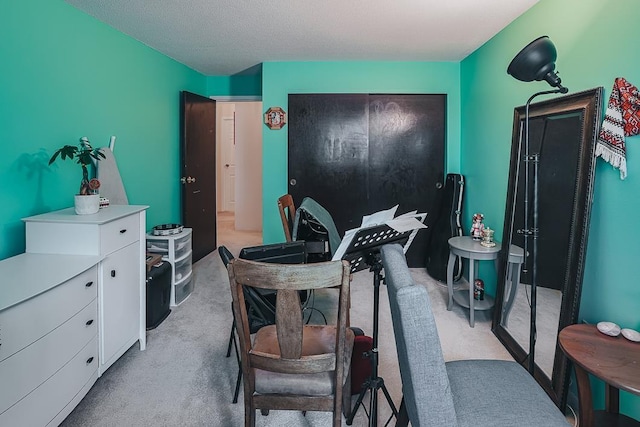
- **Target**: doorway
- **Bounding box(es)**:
[215,100,263,249]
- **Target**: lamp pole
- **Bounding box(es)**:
[521,87,567,374]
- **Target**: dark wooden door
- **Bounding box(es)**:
[288,94,445,267]
[181,91,217,262]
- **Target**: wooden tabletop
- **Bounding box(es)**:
[559,324,640,395]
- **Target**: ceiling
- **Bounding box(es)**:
[65,0,539,76]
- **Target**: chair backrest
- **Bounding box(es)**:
[380,244,458,427]
[218,245,234,267]
[219,245,277,333]
[228,258,351,374]
[277,194,296,242]
[292,197,342,258]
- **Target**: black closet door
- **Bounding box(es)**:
[288,93,445,267]
[288,94,370,233]
[368,94,445,266]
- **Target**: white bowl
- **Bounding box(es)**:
[596,321,621,337]
[621,328,640,343]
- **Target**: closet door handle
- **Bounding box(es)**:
[86,357,94,365]
[111,270,116,278]
[86,319,94,326]
[85,281,94,287]
[119,229,127,234]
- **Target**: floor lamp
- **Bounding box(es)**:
[507,36,568,374]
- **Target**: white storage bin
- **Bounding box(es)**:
[146,239,169,254]
[145,228,192,307]
[174,234,191,259]
[175,275,194,305]
[175,252,192,282]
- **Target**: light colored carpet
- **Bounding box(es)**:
[60,217,514,427]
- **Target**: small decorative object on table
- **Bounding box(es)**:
[470,213,485,240]
[49,136,105,215]
[474,278,485,300]
[480,227,496,247]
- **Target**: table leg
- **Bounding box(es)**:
[574,363,595,427]
[605,384,620,414]
[447,250,455,310]
[469,259,476,327]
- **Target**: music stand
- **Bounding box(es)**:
[343,224,416,427]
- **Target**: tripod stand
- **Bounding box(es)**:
[342,224,418,426]
[346,252,398,426]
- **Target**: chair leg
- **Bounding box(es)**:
[226,319,236,357]
[233,368,242,404]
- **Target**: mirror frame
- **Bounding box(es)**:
[492,87,603,408]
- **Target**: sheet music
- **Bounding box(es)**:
[331,206,427,261]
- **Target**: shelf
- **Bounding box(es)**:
[146,229,193,308]
[452,290,495,311]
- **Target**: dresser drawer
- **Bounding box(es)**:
[100,214,140,255]
[0,301,97,414]
[0,266,98,363]
[0,336,98,427]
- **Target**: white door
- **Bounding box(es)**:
[234,102,263,231]
[221,115,236,212]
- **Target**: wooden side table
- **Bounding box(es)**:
[446,236,501,327]
[559,324,640,427]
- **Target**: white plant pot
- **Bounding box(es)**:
[74,194,100,215]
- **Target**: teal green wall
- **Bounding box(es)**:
[261,61,461,243]
[3,0,637,416]
[461,0,640,417]
[0,0,207,259]
[207,73,262,97]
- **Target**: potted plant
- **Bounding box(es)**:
[49,137,105,214]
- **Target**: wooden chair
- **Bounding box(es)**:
[219,245,278,404]
[277,194,296,242]
[227,258,354,427]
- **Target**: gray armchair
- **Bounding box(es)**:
[380,243,569,427]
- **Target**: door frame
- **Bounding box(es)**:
[212,96,263,240]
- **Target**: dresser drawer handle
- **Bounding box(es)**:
[86,357,94,365]
[111,270,116,278]
[86,319,94,326]
[85,281,94,287]
[119,229,127,234]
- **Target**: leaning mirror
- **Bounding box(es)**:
[492,87,603,408]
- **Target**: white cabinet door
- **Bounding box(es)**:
[100,242,140,371]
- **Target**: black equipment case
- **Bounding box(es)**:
[425,173,465,282]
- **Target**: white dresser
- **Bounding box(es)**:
[0,254,100,426]
[23,205,148,375]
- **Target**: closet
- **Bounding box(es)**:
[288,94,446,266]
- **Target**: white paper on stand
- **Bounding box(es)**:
[331,206,427,261]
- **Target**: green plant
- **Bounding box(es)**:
[49,137,105,195]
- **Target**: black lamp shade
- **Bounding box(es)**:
[507,36,564,89]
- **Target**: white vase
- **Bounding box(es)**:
[74,194,100,215]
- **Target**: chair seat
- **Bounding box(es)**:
[253,325,355,396]
[446,360,569,427]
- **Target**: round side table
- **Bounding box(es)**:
[559,324,640,427]
[446,236,501,327]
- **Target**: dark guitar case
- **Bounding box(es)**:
[425,173,465,282]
